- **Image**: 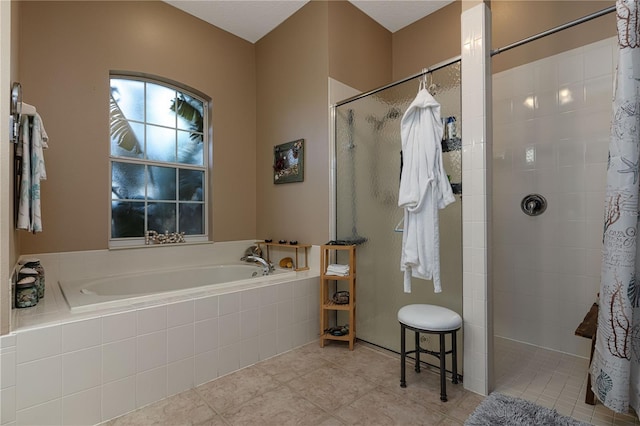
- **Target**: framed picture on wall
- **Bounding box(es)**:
[273,139,304,184]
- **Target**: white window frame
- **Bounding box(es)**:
[109,72,210,248]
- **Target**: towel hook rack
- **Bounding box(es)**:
[10,82,22,144]
[419,68,428,90]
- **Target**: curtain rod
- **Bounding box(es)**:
[334,55,462,108]
[491,5,616,57]
[334,5,614,107]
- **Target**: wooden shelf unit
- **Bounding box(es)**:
[256,242,310,271]
[320,244,356,350]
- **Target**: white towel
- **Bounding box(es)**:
[20,102,36,116]
[17,114,48,233]
[328,264,349,272]
[36,112,49,150]
[19,103,49,149]
[326,264,350,276]
[398,88,455,293]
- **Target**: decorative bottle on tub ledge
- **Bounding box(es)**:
[15,277,38,308]
[22,258,45,299]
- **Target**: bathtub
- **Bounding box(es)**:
[4,243,320,424]
[59,263,295,312]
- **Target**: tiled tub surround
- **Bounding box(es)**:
[0,241,321,425]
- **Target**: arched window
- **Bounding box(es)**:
[109,73,209,246]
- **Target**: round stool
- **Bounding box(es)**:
[398,304,462,402]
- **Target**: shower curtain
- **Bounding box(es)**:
[591,0,640,415]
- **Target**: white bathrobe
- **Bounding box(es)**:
[398,88,455,293]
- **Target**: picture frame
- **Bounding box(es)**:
[273,139,304,184]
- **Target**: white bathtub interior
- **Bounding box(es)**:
[60,264,296,312]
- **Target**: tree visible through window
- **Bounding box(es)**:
[109,74,208,244]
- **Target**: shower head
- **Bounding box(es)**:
[366,108,402,128]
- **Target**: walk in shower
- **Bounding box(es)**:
[333,61,463,371]
[488,8,619,414]
[492,22,615,359]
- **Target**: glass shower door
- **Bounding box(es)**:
[334,63,462,367]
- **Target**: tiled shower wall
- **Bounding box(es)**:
[492,37,616,357]
[461,3,492,396]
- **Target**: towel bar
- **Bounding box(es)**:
[10,82,22,144]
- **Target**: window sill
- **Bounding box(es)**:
[109,239,212,250]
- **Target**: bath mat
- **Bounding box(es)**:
[465,392,590,426]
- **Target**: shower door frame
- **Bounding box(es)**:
[329,55,463,366]
[329,55,463,240]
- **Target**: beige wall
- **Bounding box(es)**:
[10,1,619,253]
[392,1,462,81]
[15,0,394,255]
[492,1,616,73]
[14,1,616,254]
[255,2,330,245]
[391,1,615,78]
[1,0,19,335]
[17,1,257,254]
[253,1,393,246]
[0,0,624,335]
[328,1,392,93]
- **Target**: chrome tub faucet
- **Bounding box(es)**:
[245,255,274,275]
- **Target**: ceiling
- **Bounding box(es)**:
[164,1,454,44]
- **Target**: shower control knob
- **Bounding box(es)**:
[521,194,547,216]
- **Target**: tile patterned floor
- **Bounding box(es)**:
[105,337,640,425]
[103,341,483,425]
[493,337,640,426]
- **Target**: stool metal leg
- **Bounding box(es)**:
[451,330,459,384]
[399,322,460,400]
[400,323,407,388]
[439,332,447,402]
[414,331,421,373]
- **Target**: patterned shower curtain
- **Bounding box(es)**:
[591,0,640,415]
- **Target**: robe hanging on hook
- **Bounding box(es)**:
[427,74,438,96]
[419,68,428,91]
[419,68,438,95]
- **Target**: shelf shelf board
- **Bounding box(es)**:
[322,300,351,310]
[257,242,311,248]
[321,274,355,280]
[321,332,352,342]
[320,244,356,351]
[256,241,310,271]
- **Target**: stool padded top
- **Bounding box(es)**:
[398,304,462,332]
